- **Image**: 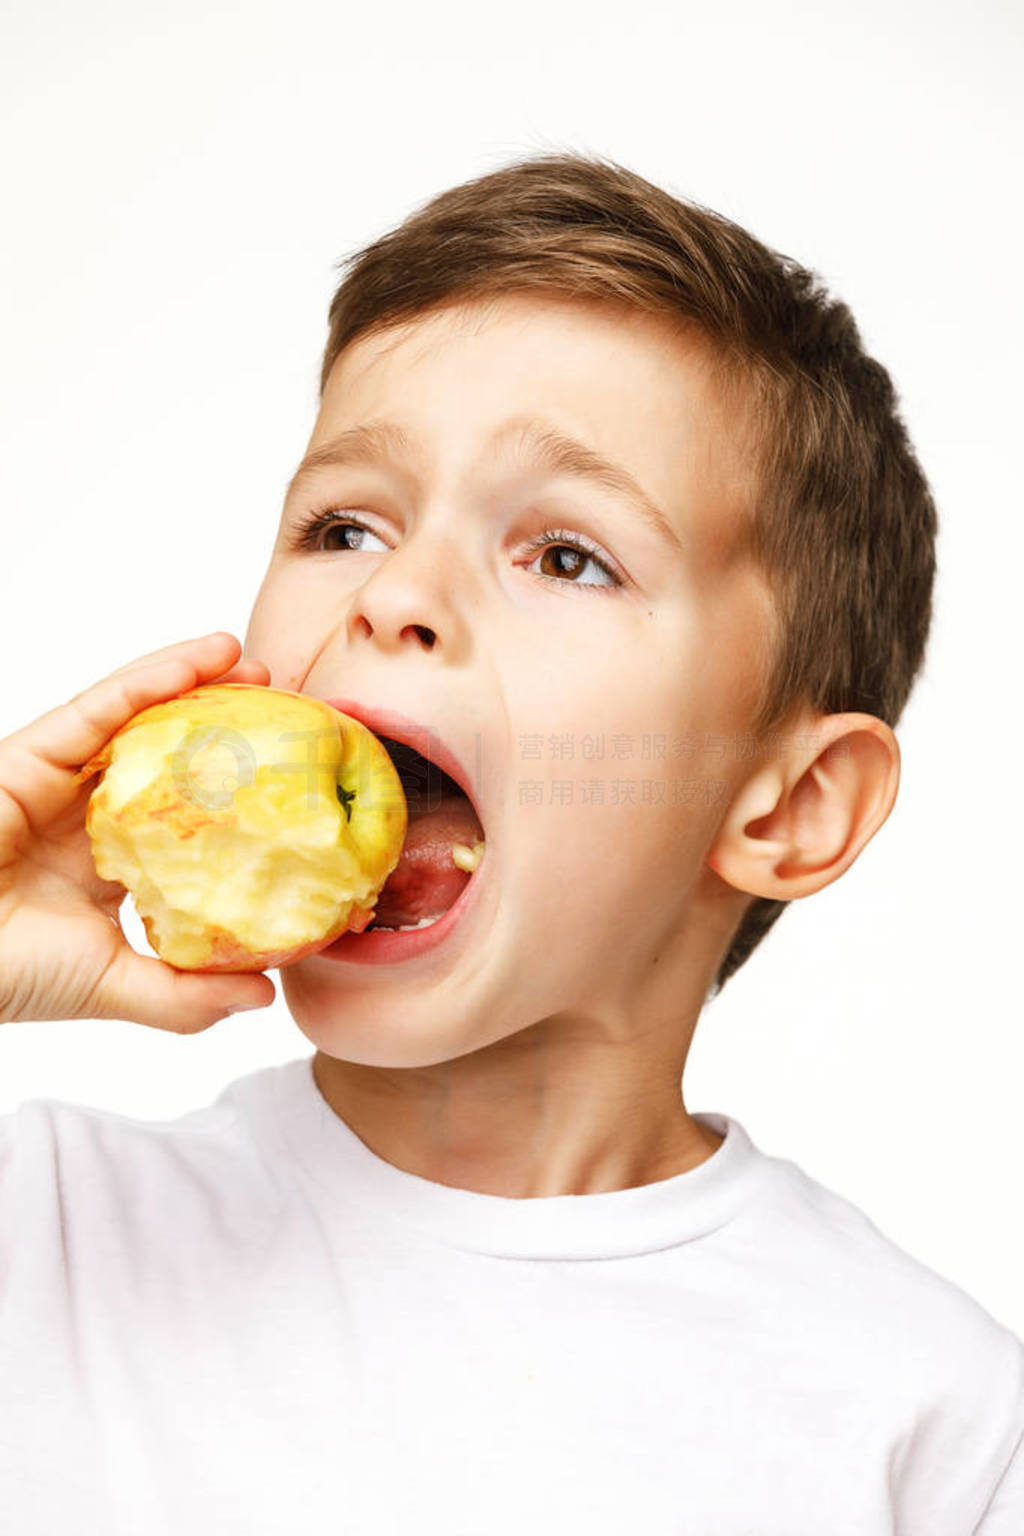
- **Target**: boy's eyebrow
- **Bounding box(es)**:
[284,415,685,552]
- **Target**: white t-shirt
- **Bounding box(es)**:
[1,1054,1021,1535]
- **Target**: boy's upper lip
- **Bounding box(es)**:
[322,696,486,830]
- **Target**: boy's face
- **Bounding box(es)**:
[244,293,776,1069]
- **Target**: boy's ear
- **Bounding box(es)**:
[705,713,901,902]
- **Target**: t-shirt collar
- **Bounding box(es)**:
[257,1055,773,1261]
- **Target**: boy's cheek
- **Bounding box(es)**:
[242,603,319,694]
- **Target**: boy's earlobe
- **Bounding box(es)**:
[705,714,901,903]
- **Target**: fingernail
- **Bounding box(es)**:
[226,1001,262,1014]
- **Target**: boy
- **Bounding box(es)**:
[1,151,1021,1532]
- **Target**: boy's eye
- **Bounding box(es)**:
[286,509,626,594]
[290,513,386,556]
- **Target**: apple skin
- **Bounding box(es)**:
[76,684,407,972]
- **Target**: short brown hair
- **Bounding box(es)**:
[316,150,938,996]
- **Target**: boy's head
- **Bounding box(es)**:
[244,151,935,1073]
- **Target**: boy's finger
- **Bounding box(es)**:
[103,631,244,682]
[87,944,276,1034]
[206,658,271,687]
[0,636,243,829]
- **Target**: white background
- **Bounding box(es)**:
[1,0,1021,1339]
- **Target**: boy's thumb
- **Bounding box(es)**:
[91,948,276,1034]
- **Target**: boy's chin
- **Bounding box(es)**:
[281,983,510,1073]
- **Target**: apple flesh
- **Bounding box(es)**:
[76,683,407,972]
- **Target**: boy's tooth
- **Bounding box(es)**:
[451,838,485,873]
[373,914,441,932]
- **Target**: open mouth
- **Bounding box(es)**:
[322,740,487,964]
[316,697,489,963]
[362,735,486,935]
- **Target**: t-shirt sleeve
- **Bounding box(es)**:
[974,1425,1024,1534]
[0,1101,103,1511]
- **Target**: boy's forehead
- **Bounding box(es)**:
[313,293,758,569]
[329,291,719,392]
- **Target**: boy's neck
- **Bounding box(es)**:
[311,1022,723,1199]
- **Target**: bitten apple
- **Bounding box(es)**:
[75,684,407,972]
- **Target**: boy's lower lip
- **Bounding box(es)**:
[318,856,486,965]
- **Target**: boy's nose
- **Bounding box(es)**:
[341,528,475,661]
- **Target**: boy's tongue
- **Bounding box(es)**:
[371,791,484,928]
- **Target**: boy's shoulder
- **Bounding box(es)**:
[749,1130,1024,1407]
[0,1058,287,1153]
[0,1061,290,1226]
[752,1143,1024,1520]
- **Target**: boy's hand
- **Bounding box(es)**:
[0,633,277,1031]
